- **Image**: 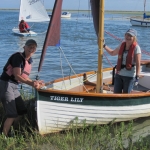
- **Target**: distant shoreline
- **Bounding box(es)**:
[0,8,150,15]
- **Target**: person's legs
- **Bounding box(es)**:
[27,28,30,32]
[13,95,27,130]
[122,76,134,93]
[21,30,28,33]
[114,74,123,93]
[3,118,15,136]
[1,82,19,136]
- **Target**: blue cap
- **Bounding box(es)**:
[25,39,37,47]
[126,29,137,37]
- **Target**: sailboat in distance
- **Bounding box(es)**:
[130,0,150,27]
[12,0,49,36]
[36,0,150,135]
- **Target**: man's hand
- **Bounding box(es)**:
[33,80,45,89]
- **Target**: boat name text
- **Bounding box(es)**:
[50,96,83,103]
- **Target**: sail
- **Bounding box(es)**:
[38,0,63,72]
[90,0,100,36]
[19,0,49,22]
[90,0,104,92]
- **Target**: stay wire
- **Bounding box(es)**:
[59,47,67,90]
[58,46,90,92]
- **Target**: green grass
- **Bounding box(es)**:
[0,118,150,150]
[0,88,150,149]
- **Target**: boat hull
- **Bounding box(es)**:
[130,18,150,27]
[37,90,150,135]
[12,28,37,36]
[36,85,150,134]
[61,12,71,18]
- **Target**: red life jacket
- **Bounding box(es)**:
[25,22,30,29]
[21,60,32,78]
[116,41,137,71]
[5,53,31,79]
[19,22,26,32]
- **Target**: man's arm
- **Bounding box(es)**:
[13,67,44,89]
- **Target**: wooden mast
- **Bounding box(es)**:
[96,0,105,93]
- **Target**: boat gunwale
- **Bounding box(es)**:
[38,88,150,98]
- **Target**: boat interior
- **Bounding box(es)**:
[43,60,150,94]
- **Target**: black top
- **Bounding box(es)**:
[0,52,33,84]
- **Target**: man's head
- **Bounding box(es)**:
[21,20,25,23]
[24,39,37,59]
[25,39,37,47]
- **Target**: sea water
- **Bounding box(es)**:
[0,10,150,85]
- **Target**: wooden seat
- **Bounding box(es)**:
[69,84,96,92]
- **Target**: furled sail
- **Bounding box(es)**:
[90,0,100,36]
[90,0,104,92]
[38,0,63,72]
[19,0,49,22]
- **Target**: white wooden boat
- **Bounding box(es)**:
[35,0,150,135]
[12,0,49,36]
[61,12,71,18]
[130,0,150,27]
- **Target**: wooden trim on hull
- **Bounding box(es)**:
[38,88,150,98]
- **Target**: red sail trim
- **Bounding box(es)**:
[38,0,63,72]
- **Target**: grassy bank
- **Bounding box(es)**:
[0,117,150,150]
[0,89,149,149]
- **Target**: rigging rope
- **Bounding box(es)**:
[105,30,150,56]
[104,53,114,67]
[58,46,92,92]
[59,47,67,90]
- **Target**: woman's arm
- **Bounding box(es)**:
[135,53,141,76]
[104,45,119,56]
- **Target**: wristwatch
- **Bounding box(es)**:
[103,44,106,48]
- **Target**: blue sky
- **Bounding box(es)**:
[1,0,150,11]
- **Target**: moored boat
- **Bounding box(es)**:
[130,0,150,27]
[34,0,150,135]
[130,17,150,27]
[61,12,71,18]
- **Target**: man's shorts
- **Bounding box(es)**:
[0,80,27,118]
